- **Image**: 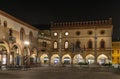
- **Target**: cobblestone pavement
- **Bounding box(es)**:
[0,66,120,79]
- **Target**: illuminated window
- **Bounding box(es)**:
[100,39,105,49]
[65,32,69,36]
[65,41,69,49]
[54,32,58,36]
[88,39,93,49]
[54,41,58,49]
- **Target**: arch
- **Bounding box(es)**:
[53,41,58,49]
[97,54,108,64]
[0,44,7,65]
[73,54,84,64]
[30,48,38,64]
[0,40,10,53]
[64,40,69,49]
[51,54,59,65]
[29,31,33,43]
[40,54,49,65]
[23,47,30,56]
[62,54,71,64]
[10,44,22,65]
[20,28,25,41]
[86,54,95,64]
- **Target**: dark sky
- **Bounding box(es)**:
[0,0,120,41]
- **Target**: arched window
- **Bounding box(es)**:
[88,39,93,49]
[3,21,7,27]
[64,41,69,49]
[20,28,25,41]
[75,40,81,52]
[100,39,105,49]
[54,41,58,49]
[29,31,33,43]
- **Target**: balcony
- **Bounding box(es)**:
[8,36,16,44]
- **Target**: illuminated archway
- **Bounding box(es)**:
[30,48,37,64]
[0,40,10,66]
[10,45,21,65]
[51,54,59,65]
[73,54,84,64]
[62,54,71,64]
[40,54,49,65]
[86,54,95,64]
[97,54,108,64]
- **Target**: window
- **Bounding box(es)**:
[100,30,105,35]
[65,32,69,36]
[54,41,58,49]
[65,41,69,49]
[88,30,93,35]
[42,41,47,47]
[20,28,25,41]
[88,39,93,49]
[100,39,105,49]
[117,50,119,54]
[3,21,7,27]
[29,31,33,43]
[76,31,80,36]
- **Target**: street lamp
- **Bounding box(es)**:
[24,41,30,46]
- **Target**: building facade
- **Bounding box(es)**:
[0,10,114,67]
[0,10,40,67]
[50,18,113,66]
[112,42,120,64]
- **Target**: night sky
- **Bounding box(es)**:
[0,0,120,41]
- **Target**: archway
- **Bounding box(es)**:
[62,54,71,64]
[40,54,49,66]
[0,41,9,67]
[73,54,84,64]
[0,45,7,66]
[51,54,59,65]
[30,48,37,64]
[97,54,108,65]
[86,54,95,64]
[10,45,21,65]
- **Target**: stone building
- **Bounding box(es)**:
[0,10,113,67]
[0,10,40,67]
[50,18,113,66]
